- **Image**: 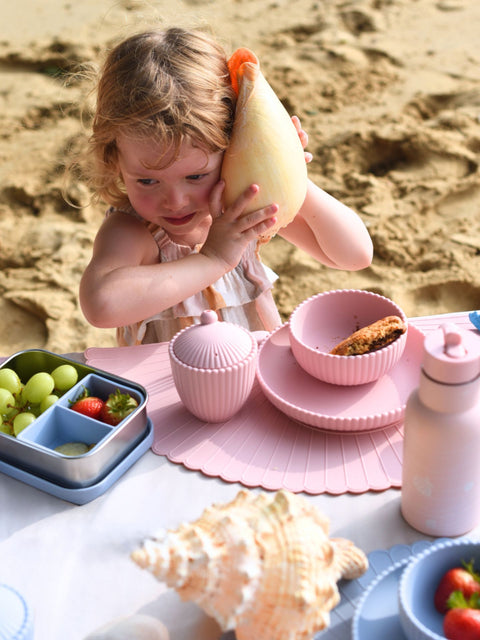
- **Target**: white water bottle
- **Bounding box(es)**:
[401,322,480,536]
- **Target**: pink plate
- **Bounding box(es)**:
[256,322,424,432]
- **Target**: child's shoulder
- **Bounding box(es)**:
[101,206,154,238]
[103,206,172,247]
[104,206,152,231]
[106,205,141,221]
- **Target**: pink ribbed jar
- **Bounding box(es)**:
[169,310,258,422]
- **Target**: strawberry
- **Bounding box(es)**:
[71,395,105,419]
[435,560,480,613]
[444,591,480,640]
[99,389,138,425]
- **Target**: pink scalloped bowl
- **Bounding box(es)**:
[288,289,408,386]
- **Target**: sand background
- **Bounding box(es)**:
[1,0,479,356]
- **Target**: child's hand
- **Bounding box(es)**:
[292,115,313,164]
[201,181,278,271]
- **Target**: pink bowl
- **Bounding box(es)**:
[288,289,408,386]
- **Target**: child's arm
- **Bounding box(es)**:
[80,184,277,329]
[278,179,373,270]
[281,117,373,270]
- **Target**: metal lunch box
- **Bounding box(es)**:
[0,349,151,499]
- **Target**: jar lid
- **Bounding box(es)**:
[0,584,34,640]
[171,310,256,369]
[423,322,480,384]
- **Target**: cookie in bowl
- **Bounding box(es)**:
[330,315,407,356]
[288,289,408,386]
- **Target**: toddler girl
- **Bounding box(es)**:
[79,27,373,346]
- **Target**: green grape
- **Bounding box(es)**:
[0,368,22,395]
[13,412,36,436]
[5,406,19,421]
[40,394,59,413]
[28,404,42,418]
[23,372,55,404]
[51,364,78,391]
[0,421,12,436]
[0,388,15,414]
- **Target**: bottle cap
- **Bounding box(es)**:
[423,322,480,384]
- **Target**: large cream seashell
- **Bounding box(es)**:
[221,49,308,243]
[131,489,368,640]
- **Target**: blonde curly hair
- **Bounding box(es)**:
[84,27,236,208]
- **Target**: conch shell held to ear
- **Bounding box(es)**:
[221,49,308,244]
[131,489,368,640]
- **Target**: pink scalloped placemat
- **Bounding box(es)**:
[84,312,476,495]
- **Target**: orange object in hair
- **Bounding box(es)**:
[227,47,259,96]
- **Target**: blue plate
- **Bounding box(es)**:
[351,559,410,639]
[349,538,459,640]
[305,540,436,639]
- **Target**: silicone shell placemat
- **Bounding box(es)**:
[85,312,474,495]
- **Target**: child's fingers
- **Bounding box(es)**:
[242,212,278,242]
[219,183,261,221]
[237,203,279,232]
[209,179,225,218]
[221,184,278,236]
[291,115,309,150]
[228,183,260,215]
[298,128,308,148]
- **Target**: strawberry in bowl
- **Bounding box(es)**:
[434,560,480,614]
[398,539,480,640]
[443,591,480,640]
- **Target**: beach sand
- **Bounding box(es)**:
[1,0,479,355]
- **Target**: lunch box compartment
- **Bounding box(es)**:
[1,350,90,389]
[60,373,144,415]
[17,406,113,453]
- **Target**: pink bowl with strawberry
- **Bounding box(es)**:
[398,538,480,640]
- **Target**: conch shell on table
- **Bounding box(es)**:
[131,489,368,640]
[221,49,308,244]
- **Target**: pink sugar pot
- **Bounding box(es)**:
[401,322,480,536]
[169,310,258,423]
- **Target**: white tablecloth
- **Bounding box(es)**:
[2,449,479,640]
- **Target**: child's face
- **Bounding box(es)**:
[117,135,223,240]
